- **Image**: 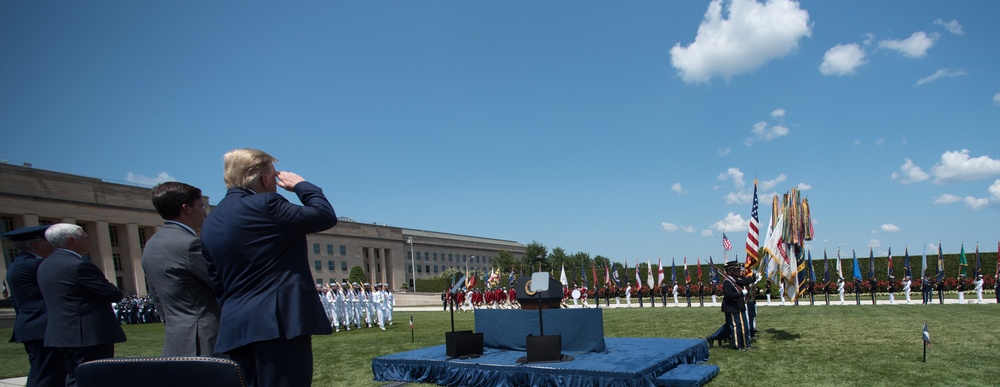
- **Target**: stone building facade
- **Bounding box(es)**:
[0,163,525,295]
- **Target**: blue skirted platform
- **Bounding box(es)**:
[372,337,709,387]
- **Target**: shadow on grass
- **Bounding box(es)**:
[764,328,801,341]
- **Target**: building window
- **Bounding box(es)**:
[113,253,123,271]
[407,251,412,260]
[340,245,346,255]
[408,266,412,273]
[417,265,422,273]
[434,265,439,273]
[0,216,13,234]
[377,264,381,273]
[108,225,119,247]
[341,261,348,271]
[328,260,335,271]
[327,244,334,255]
[314,260,322,271]
[316,279,323,286]
[138,228,147,249]
[313,244,320,255]
[425,265,429,273]
[433,253,437,261]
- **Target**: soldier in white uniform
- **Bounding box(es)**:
[371,283,386,330]
[383,284,395,325]
[837,278,845,305]
[974,274,984,304]
[625,284,632,308]
[338,282,352,330]
[902,276,912,304]
[671,282,680,307]
[350,282,363,329]
[779,281,786,306]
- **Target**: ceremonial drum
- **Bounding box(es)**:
[572,289,581,300]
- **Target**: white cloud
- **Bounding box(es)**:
[671,183,686,194]
[126,172,175,186]
[891,158,930,184]
[724,191,752,205]
[881,224,900,233]
[717,167,745,189]
[869,239,882,249]
[717,147,731,157]
[915,68,966,86]
[796,182,812,190]
[759,174,787,191]
[713,212,747,233]
[933,194,961,204]
[749,121,789,143]
[701,229,715,237]
[927,242,939,252]
[990,179,1000,202]
[993,93,1000,106]
[930,149,1000,184]
[662,222,695,233]
[771,108,786,118]
[934,19,963,36]
[670,0,811,84]
[963,196,989,211]
[879,31,936,58]
[819,43,867,76]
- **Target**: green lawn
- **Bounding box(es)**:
[1,304,995,386]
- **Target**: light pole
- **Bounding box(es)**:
[407,237,416,292]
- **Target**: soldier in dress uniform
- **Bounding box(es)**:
[383,284,395,325]
[706,261,755,351]
[921,276,932,305]
[869,275,878,305]
[684,282,692,307]
[900,276,911,304]
[4,225,67,387]
[956,275,966,304]
[807,278,815,305]
[697,281,705,307]
[973,274,984,304]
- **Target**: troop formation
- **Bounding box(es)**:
[442,286,519,312]
[318,282,395,331]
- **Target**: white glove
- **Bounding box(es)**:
[742,289,748,295]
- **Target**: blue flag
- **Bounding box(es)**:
[921,244,927,278]
[671,258,677,284]
[808,251,816,282]
[823,250,830,283]
[868,247,875,280]
[904,248,912,279]
[508,269,515,286]
[611,263,621,287]
[852,249,862,280]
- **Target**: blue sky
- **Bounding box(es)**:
[3,1,999,266]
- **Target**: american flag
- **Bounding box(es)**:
[745,180,760,269]
[722,233,733,251]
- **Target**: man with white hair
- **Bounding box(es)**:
[37,223,126,386]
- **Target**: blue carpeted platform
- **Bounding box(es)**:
[655,364,720,387]
[372,337,709,387]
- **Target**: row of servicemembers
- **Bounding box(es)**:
[442,287,520,312]
[317,283,395,331]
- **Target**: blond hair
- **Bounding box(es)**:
[223,148,278,189]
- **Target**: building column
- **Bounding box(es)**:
[380,248,389,286]
[92,220,117,284]
[20,214,39,227]
[126,223,147,296]
[365,247,374,284]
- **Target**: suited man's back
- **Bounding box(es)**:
[37,250,126,347]
[142,223,220,356]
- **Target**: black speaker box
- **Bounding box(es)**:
[445,330,484,358]
[526,334,562,363]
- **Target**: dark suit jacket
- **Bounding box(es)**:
[36,249,126,347]
[6,252,48,343]
[141,222,221,356]
[201,182,337,353]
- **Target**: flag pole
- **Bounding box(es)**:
[410,316,414,342]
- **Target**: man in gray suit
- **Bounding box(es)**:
[141,181,220,356]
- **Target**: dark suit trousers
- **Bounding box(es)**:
[228,335,312,387]
[23,340,66,387]
[61,344,114,387]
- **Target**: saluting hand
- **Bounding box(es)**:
[276,171,306,191]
